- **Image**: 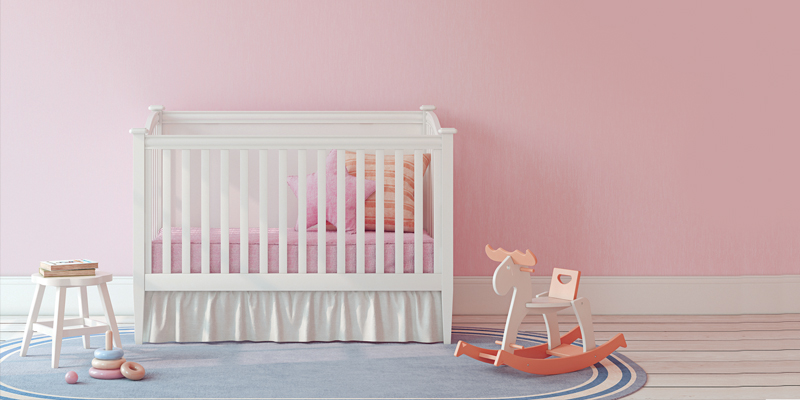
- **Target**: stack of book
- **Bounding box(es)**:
[39,259,98,277]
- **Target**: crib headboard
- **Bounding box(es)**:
[131,106,455,344]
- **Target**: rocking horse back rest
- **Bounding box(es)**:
[548,268,581,301]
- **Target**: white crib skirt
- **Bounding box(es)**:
[143,291,443,343]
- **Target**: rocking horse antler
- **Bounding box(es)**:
[485,245,538,267]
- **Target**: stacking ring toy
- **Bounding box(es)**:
[89,367,124,380]
[94,348,124,360]
[92,357,126,369]
[120,361,146,381]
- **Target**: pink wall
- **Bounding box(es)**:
[2,0,798,277]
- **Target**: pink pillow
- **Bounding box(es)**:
[287,150,376,232]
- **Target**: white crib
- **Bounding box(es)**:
[132,106,454,345]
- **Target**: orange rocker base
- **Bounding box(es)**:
[454,245,627,375]
[455,327,627,375]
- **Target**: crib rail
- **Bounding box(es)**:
[159,111,424,125]
[132,106,454,345]
[144,136,442,149]
[145,274,443,292]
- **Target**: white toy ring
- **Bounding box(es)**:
[92,357,126,369]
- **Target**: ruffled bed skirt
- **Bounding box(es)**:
[143,291,443,343]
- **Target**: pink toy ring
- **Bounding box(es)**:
[92,357,126,370]
[120,361,145,381]
[89,367,124,379]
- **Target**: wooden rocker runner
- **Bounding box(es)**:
[454,245,627,375]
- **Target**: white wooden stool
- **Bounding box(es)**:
[20,271,122,368]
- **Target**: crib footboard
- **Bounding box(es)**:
[132,106,455,344]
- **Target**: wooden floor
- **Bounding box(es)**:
[454,314,800,399]
[2,314,798,399]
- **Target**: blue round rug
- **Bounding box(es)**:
[1,327,645,399]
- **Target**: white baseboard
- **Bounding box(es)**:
[1,276,134,317]
[453,275,800,315]
[2,275,798,317]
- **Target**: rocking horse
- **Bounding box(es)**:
[454,245,627,375]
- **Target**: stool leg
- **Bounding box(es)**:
[78,286,91,349]
[97,282,121,349]
[20,284,46,357]
[52,287,67,368]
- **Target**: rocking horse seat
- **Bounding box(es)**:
[526,296,573,311]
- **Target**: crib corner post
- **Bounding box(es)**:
[131,128,147,345]
[439,126,456,345]
[420,105,436,135]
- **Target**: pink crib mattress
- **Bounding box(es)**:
[152,228,434,274]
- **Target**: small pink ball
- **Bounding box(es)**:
[65,370,78,384]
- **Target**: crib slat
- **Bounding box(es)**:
[317,150,326,274]
[298,150,307,274]
[201,150,210,274]
[279,150,288,274]
[240,150,249,274]
[433,149,442,274]
[145,148,152,275]
[181,150,190,274]
[414,150,423,274]
[221,150,230,274]
[162,150,171,274]
[375,150,384,274]
[356,150,365,274]
[337,150,345,274]
[395,150,404,273]
[259,150,268,274]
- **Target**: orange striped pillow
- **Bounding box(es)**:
[345,152,431,232]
